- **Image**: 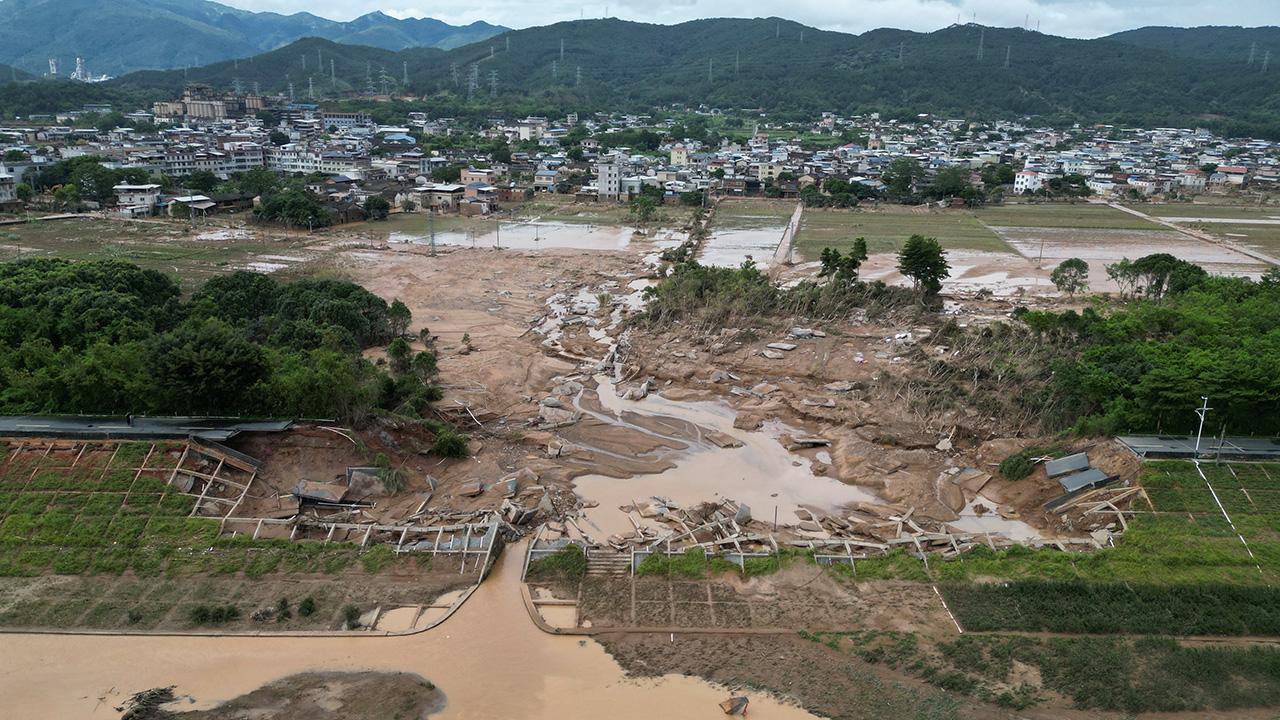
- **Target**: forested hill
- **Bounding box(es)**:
[1105,26,1280,63]
[0,0,505,75]
[0,64,31,83]
[114,19,1280,136]
[5,18,1280,138]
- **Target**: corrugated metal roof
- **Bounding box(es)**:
[1058,468,1111,493]
[1045,452,1090,478]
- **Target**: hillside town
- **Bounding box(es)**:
[1,85,1278,219]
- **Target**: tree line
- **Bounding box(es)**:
[0,259,445,427]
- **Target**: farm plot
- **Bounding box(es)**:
[0,439,459,631]
[974,203,1161,229]
[794,207,1010,258]
[937,461,1280,636]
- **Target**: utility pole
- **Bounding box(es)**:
[1194,396,1212,457]
[428,209,436,257]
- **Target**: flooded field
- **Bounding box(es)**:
[700,201,794,267]
[991,225,1269,286]
[0,544,819,720]
[380,213,645,251]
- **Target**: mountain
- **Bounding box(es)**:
[0,0,505,75]
[4,18,1280,139]
[1106,26,1280,63]
[0,64,32,83]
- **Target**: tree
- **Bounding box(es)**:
[387,299,411,337]
[882,157,923,201]
[268,130,290,146]
[431,165,463,183]
[629,194,658,224]
[145,318,268,413]
[364,196,391,221]
[3,149,27,163]
[818,238,869,286]
[386,337,411,374]
[896,234,949,297]
[926,166,973,199]
[185,170,220,194]
[53,185,81,209]
[14,183,32,202]
[1050,258,1090,297]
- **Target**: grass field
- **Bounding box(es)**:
[974,203,1161,230]
[511,195,688,226]
[1179,222,1280,257]
[795,207,1010,257]
[0,439,451,630]
[1134,203,1280,218]
[804,629,1280,714]
[0,218,328,290]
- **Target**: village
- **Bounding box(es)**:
[1,78,1280,719]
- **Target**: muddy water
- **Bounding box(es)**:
[572,377,879,537]
[699,226,786,268]
[0,544,819,720]
[386,216,640,251]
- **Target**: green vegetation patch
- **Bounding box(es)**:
[796,207,1010,257]
[975,203,1160,229]
[525,544,587,582]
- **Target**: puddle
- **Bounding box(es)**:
[388,218,642,251]
[572,377,879,538]
[948,499,1045,542]
[0,543,819,719]
[374,606,422,632]
[536,605,579,629]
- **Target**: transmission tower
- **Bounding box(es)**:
[253,81,260,95]
[467,65,479,100]
[575,66,582,86]
[977,28,985,61]
[451,63,459,86]
[735,50,740,75]
[489,70,497,97]
[402,61,408,85]
[707,58,713,84]
[560,38,565,61]
[288,79,295,103]
[330,59,335,88]
[301,54,306,70]
[1248,42,1257,66]
[1264,50,1271,73]
[552,60,558,79]
[1004,45,1011,68]
[232,77,243,95]
[898,42,904,63]
[308,76,314,100]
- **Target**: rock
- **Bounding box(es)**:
[824,381,855,393]
[546,521,566,533]
[580,499,599,509]
[937,479,966,513]
[785,436,831,450]
[802,398,837,408]
[538,493,556,514]
[734,504,752,523]
[761,350,784,360]
[705,431,743,448]
[540,396,563,408]
[710,369,732,383]
[767,342,798,351]
[751,382,779,396]
[733,414,764,431]
[790,327,815,339]
[936,437,954,451]
[458,481,484,497]
[798,520,824,533]
[811,463,830,476]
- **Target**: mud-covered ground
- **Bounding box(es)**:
[127,672,443,719]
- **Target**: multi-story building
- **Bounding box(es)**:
[595,152,622,200]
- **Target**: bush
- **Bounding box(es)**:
[188,604,241,625]
[525,544,587,582]
[298,596,317,617]
[342,603,361,629]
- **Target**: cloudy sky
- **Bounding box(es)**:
[219,0,1276,38]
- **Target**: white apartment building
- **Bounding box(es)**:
[595,152,622,200]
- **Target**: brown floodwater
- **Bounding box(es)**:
[0,543,819,719]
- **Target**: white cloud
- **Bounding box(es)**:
[218,0,1278,38]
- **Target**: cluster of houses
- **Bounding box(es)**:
[2,91,1278,222]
